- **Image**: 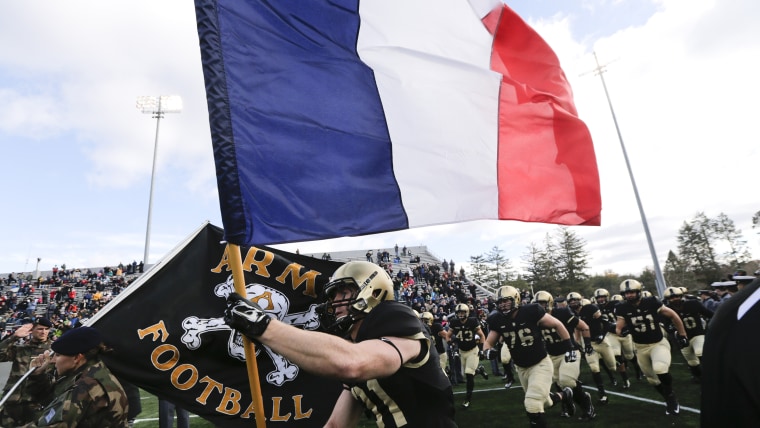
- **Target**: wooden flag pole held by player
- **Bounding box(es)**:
[228,243,267,428]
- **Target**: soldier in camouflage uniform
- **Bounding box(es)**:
[0,318,53,426]
[19,326,128,427]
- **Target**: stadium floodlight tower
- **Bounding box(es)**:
[136,95,182,266]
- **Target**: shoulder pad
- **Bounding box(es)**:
[355,301,425,341]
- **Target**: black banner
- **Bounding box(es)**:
[89,223,343,427]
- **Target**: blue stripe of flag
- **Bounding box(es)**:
[196,0,408,244]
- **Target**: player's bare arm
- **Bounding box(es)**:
[538,313,570,340]
[659,305,687,337]
[261,320,423,382]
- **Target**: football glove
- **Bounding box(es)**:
[224,292,272,338]
[560,339,577,363]
[619,327,630,337]
[677,335,689,349]
[594,334,605,344]
[484,348,499,360]
[584,341,594,356]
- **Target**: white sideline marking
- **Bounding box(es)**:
[459,385,700,414]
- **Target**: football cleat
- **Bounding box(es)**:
[562,387,576,417]
[504,380,513,389]
[462,401,470,409]
[665,393,680,415]
[610,378,618,386]
[579,392,597,420]
[599,395,609,405]
[560,410,570,418]
[476,365,489,380]
[622,379,631,389]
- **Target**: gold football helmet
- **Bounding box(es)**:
[594,288,610,304]
[496,286,520,314]
[619,279,643,302]
[319,261,393,335]
[421,311,434,327]
[534,290,554,309]
[567,292,583,310]
[455,303,470,321]
[663,287,683,299]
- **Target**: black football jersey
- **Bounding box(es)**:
[431,322,446,354]
[352,301,456,427]
[614,297,664,344]
[599,301,618,326]
[673,299,713,338]
[487,303,547,367]
[447,315,481,351]
[599,300,619,333]
[578,303,607,339]
[542,306,579,355]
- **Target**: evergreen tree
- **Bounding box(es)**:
[676,212,722,285]
[587,271,621,296]
[639,268,657,294]
[712,212,751,269]
[468,254,489,285]
[522,239,560,293]
[554,227,591,295]
[485,246,514,287]
[663,250,696,290]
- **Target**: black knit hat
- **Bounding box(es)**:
[51,327,102,356]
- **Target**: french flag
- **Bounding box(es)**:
[195,0,601,246]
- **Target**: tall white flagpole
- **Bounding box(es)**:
[585,52,668,297]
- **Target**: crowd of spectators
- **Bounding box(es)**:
[366,247,496,325]
[1,250,509,345]
[0,262,143,341]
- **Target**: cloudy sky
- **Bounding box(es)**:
[1,0,758,279]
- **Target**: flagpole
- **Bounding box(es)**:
[586,52,668,298]
[228,243,267,428]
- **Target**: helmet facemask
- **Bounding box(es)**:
[619,279,643,303]
[622,290,641,303]
[594,289,609,305]
[317,261,393,336]
[664,287,684,308]
[496,286,520,315]
[455,303,469,322]
[317,278,360,336]
[534,291,553,311]
[497,297,515,315]
[421,312,434,327]
[667,294,683,308]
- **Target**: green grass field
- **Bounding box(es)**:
[134,351,701,427]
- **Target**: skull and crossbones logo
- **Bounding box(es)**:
[180,275,320,386]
